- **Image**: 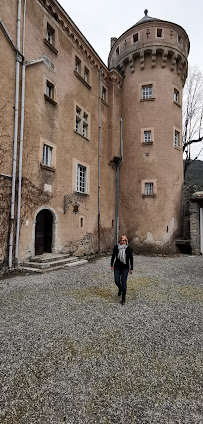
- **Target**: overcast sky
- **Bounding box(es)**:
[58,0,203,71]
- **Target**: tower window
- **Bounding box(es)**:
[116,46,120,56]
[157,28,163,38]
[174,130,181,148]
[142,85,153,99]
[174,88,180,103]
[133,33,139,43]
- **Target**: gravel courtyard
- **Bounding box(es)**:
[0,254,203,424]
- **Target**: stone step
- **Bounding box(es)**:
[19,259,88,273]
[31,253,70,263]
[22,256,80,269]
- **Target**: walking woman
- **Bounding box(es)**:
[111,235,133,305]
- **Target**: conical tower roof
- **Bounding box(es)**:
[135,9,158,25]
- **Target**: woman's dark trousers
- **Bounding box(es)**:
[114,266,129,301]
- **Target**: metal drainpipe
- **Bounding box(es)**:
[98,68,102,253]
[8,0,22,268]
[114,118,123,246]
[15,0,27,264]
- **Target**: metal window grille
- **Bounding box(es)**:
[144,131,151,143]
[145,182,154,195]
[142,85,153,99]
[43,144,52,167]
[77,165,86,193]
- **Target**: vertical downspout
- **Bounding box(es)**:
[9,0,22,268]
[114,118,123,246]
[15,0,26,264]
[98,68,102,253]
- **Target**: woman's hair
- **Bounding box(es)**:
[119,235,128,244]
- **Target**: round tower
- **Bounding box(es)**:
[108,10,190,252]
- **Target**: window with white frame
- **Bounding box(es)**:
[142,85,153,99]
[75,106,89,138]
[75,56,81,74]
[46,23,55,45]
[174,88,179,103]
[145,182,154,195]
[76,164,87,193]
[144,130,152,143]
[43,144,53,167]
[174,130,180,148]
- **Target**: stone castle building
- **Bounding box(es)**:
[0,0,190,266]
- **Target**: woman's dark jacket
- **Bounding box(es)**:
[111,245,133,271]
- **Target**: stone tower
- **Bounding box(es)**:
[108,10,190,252]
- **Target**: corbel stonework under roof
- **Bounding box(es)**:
[38,0,109,78]
[108,69,123,88]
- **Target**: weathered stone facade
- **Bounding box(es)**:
[0,2,190,265]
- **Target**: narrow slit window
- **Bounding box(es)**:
[174,89,179,103]
[133,33,139,43]
[174,130,180,147]
[157,28,163,38]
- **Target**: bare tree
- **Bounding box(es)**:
[183,66,203,177]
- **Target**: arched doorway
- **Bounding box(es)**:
[35,209,53,255]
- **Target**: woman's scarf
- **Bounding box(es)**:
[118,243,127,264]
